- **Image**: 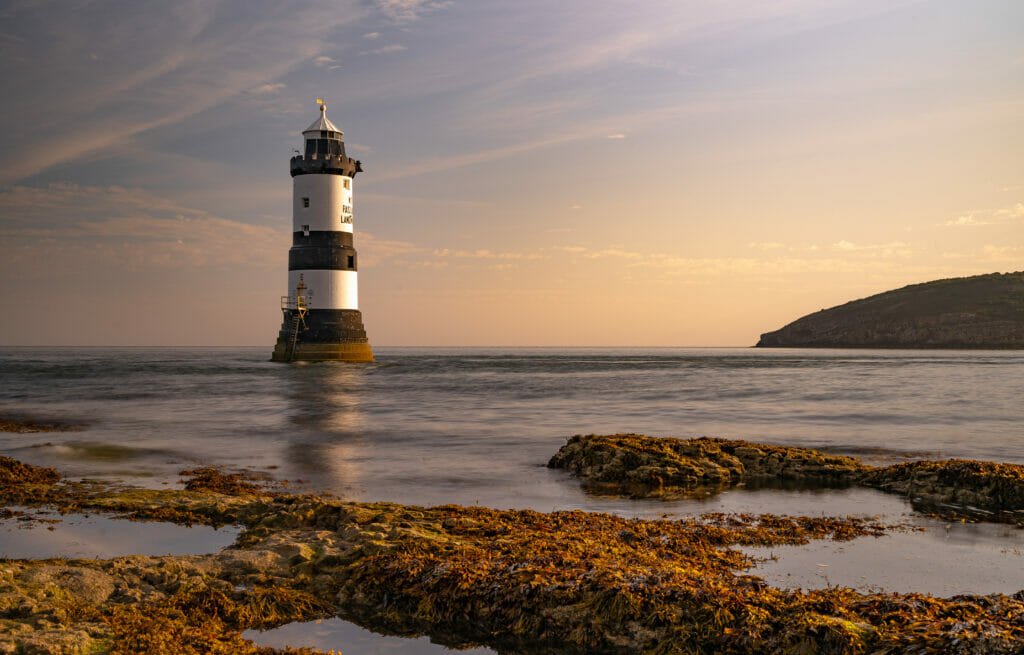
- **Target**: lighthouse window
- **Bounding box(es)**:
[302,197,309,208]
[347,255,355,268]
[343,178,350,189]
[302,225,310,236]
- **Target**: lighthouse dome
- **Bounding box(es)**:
[302,102,347,158]
[302,103,343,137]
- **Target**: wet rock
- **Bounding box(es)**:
[18,567,114,606]
[549,434,867,498]
[550,434,1024,524]
[0,457,60,487]
[2,455,1023,653]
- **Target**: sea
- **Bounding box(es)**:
[2,347,1023,651]
[2,346,1022,503]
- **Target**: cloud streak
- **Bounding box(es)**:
[0,184,284,274]
[0,0,368,184]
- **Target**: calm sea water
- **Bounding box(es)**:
[3,346,1024,635]
[1,346,1022,511]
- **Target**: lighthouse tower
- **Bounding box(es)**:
[271,101,374,362]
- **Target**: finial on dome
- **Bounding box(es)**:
[303,98,342,135]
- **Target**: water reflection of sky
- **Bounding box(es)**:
[245,619,495,655]
[0,509,239,559]
[743,518,1024,596]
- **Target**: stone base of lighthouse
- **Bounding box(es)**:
[271,309,374,362]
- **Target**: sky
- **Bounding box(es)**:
[1,0,1022,347]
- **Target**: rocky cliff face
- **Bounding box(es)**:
[757,271,1024,348]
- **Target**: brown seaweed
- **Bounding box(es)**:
[1,455,1022,654]
[549,434,1024,523]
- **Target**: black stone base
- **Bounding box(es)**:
[278,309,369,343]
[271,309,373,362]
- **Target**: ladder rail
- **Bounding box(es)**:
[283,312,302,362]
[280,280,310,362]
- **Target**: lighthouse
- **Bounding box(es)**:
[271,100,374,362]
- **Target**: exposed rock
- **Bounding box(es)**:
[1,458,1023,653]
[756,271,1024,348]
[19,567,115,607]
[0,418,85,434]
[550,433,1024,523]
[0,457,60,486]
[548,434,868,498]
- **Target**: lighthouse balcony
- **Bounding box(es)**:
[290,154,362,178]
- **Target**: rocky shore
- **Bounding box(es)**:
[548,434,1024,523]
[2,453,1024,653]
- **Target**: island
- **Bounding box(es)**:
[756,271,1024,348]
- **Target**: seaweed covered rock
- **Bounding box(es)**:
[0,455,60,487]
[548,434,867,497]
[2,455,1024,654]
[550,434,1024,523]
[180,466,265,496]
[864,459,1024,519]
[0,417,85,434]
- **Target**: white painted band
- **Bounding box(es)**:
[288,269,358,310]
[293,174,354,233]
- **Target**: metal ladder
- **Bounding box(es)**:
[283,312,303,362]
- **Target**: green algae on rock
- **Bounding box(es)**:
[549,434,1024,524]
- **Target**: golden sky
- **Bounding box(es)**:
[1,0,1021,345]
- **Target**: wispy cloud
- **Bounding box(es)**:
[748,241,787,250]
[250,83,285,94]
[433,248,546,261]
[945,214,989,227]
[831,240,911,256]
[0,184,284,274]
[374,0,451,22]
[359,44,407,56]
[358,232,425,267]
[0,0,368,184]
[995,202,1024,220]
[372,100,716,182]
[944,202,1023,227]
[313,56,341,70]
[980,244,1024,263]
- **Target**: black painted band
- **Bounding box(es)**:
[292,231,354,248]
[290,155,362,178]
[289,245,357,271]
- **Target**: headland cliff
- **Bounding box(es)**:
[756,271,1024,348]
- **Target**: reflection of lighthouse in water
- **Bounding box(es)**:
[282,365,367,495]
[271,100,374,362]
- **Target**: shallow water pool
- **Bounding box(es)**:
[0,508,239,559]
[244,617,496,654]
[743,518,1024,597]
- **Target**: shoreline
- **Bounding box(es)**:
[2,442,1024,654]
